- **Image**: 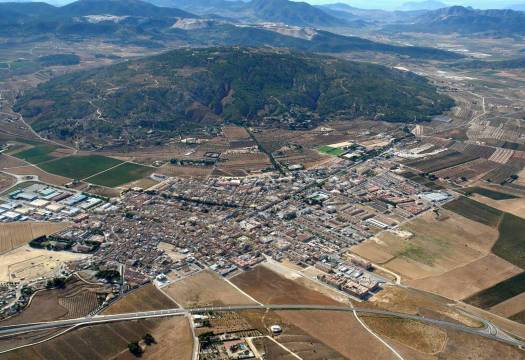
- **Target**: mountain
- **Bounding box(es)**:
[248,0,346,27]
[385,6,525,35]
[147,0,347,27]
[14,47,454,148]
[57,0,195,18]
[399,1,447,11]
[0,1,461,60]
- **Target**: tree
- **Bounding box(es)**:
[143,333,156,345]
[46,277,66,289]
[128,341,143,357]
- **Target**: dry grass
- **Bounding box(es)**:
[361,316,447,354]
[490,292,525,318]
[6,165,71,186]
[161,270,255,308]
[0,222,71,255]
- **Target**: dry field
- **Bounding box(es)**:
[251,337,297,360]
[0,222,71,254]
[0,154,27,169]
[157,164,213,178]
[469,194,525,220]
[231,265,339,305]
[223,125,251,142]
[0,173,15,193]
[407,254,522,301]
[1,276,104,326]
[161,269,255,307]
[0,246,88,282]
[5,165,71,186]
[369,286,480,328]
[0,317,193,360]
[490,292,525,318]
[361,316,447,354]
[351,210,515,300]
[103,284,176,315]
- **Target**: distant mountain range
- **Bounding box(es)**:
[0,0,461,60]
[147,0,348,27]
[14,47,454,147]
[385,6,525,35]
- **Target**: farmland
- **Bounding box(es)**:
[12,144,58,164]
[85,162,153,188]
[462,186,518,200]
[231,265,339,305]
[443,196,502,227]
[161,270,255,308]
[103,284,176,315]
[464,272,525,309]
[0,316,193,360]
[352,210,499,281]
[0,221,70,254]
[492,213,525,269]
[1,276,106,326]
[405,150,479,173]
[39,155,123,180]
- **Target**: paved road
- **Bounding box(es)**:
[0,304,523,349]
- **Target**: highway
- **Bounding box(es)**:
[0,304,524,349]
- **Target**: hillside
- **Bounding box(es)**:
[385,6,525,35]
[14,47,454,148]
[147,0,346,27]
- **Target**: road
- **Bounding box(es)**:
[0,304,523,349]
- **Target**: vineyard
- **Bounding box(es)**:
[0,222,70,254]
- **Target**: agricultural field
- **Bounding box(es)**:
[12,144,58,164]
[443,196,502,227]
[39,155,123,180]
[490,292,525,319]
[85,162,153,188]
[161,270,255,308]
[352,210,500,281]
[462,186,517,200]
[103,284,176,315]
[492,213,525,269]
[0,172,15,193]
[464,272,525,310]
[1,276,106,326]
[405,150,479,173]
[0,221,70,254]
[0,316,193,360]
[231,265,340,305]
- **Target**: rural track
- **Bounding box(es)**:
[0,304,523,349]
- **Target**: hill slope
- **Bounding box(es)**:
[15,47,453,148]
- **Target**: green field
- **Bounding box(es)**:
[464,272,525,309]
[318,146,346,156]
[13,144,58,164]
[40,155,123,180]
[492,213,525,269]
[443,196,502,227]
[86,162,153,187]
[462,187,517,200]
